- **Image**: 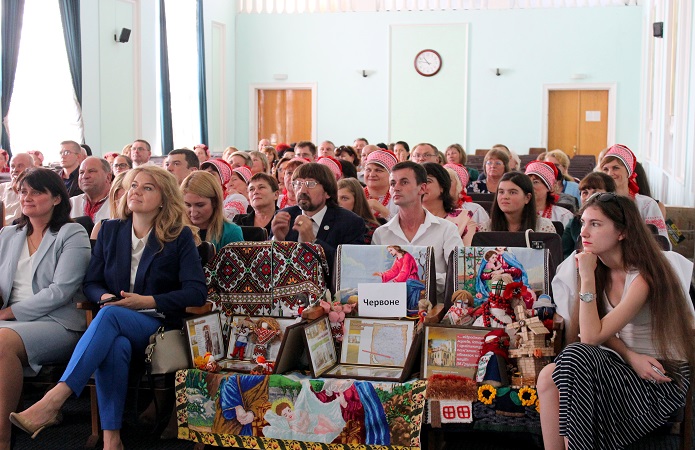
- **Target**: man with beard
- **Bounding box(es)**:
[271,163,365,281]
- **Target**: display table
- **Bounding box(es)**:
[175,369,427,449]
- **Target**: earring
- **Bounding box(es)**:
[159,205,164,209]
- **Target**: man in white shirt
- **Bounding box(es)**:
[0,153,33,225]
[69,157,112,223]
[130,139,155,167]
[372,161,460,303]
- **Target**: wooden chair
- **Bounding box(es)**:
[529,147,546,155]
[474,149,490,156]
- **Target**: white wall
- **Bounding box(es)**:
[234,7,643,154]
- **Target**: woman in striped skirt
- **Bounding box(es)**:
[538,192,695,450]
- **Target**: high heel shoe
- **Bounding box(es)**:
[9,411,63,439]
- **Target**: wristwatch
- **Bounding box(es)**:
[579,292,596,303]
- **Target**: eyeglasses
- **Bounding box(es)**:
[413,153,435,159]
[591,192,626,223]
[485,160,504,167]
[60,150,79,157]
[112,163,130,170]
[291,180,319,190]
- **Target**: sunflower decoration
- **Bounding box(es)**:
[518,386,538,407]
[477,384,497,405]
[535,398,541,413]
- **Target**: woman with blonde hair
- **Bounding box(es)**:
[544,149,580,203]
[249,150,270,174]
[338,177,380,244]
[222,146,239,163]
[11,166,207,450]
[181,171,243,250]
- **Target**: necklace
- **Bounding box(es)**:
[27,232,43,254]
[363,187,390,217]
[541,203,553,219]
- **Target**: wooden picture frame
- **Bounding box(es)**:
[184,312,226,365]
[421,324,489,379]
[302,316,338,378]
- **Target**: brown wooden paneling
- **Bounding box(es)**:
[578,90,609,157]
[257,89,312,145]
[548,90,580,156]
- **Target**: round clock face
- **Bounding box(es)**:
[414,49,442,77]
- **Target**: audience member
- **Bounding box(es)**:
[103,152,119,165]
[201,159,249,219]
[480,171,556,233]
[393,141,410,162]
[634,161,668,219]
[544,149,580,203]
[445,144,466,165]
[468,148,509,194]
[410,143,439,164]
[525,161,573,228]
[222,146,239,163]
[193,144,210,164]
[277,158,307,209]
[294,141,317,162]
[12,166,207,450]
[338,177,380,244]
[360,144,379,167]
[317,156,343,181]
[275,143,292,159]
[165,149,199,185]
[261,146,279,172]
[335,145,359,168]
[69,157,113,223]
[318,141,336,158]
[233,173,280,238]
[258,138,271,151]
[338,159,358,179]
[353,138,368,156]
[89,172,129,239]
[443,163,489,225]
[492,144,519,171]
[422,163,478,246]
[271,163,365,281]
[372,161,459,302]
[249,150,270,174]
[0,153,33,225]
[81,144,93,157]
[27,150,44,168]
[229,151,251,169]
[181,171,243,250]
[561,172,616,259]
[111,154,132,176]
[599,144,669,242]
[120,143,131,156]
[57,140,85,197]
[130,139,154,167]
[538,193,695,450]
[0,150,8,172]
[363,150,399,221]
[0,168,91,448]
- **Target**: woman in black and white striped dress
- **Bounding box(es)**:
[538,192,695,450]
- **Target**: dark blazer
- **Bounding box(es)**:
[273,204,365,276]
[233,206,278,240]
[84,218,207,327]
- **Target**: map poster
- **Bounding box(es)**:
[421,324,489,379]
[340,318,414,367]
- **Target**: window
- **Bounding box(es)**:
[165,0,201,149]
[7,0,82,164]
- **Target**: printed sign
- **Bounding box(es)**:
[358,282,407,317]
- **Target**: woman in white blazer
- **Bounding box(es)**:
[0,168,90,448]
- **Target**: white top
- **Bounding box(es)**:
[8,240,33,305]
[132,160,157,168]
[130,226,151,293]
[372,208,461,301]
[635,194,670,247]
[479,216,556,233]
[538,204,573,228]
[0,182,21,225]
[69,193,111,223]
[298,205,327,242]
[552,250,695,339]
[463,201,490,225]
[602,271,657,357]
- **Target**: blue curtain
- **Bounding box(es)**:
[58,0,81,106]
[159,0,173,154]
[1,0,26,155]
[197,0,208,146]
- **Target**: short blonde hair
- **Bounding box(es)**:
[181,171,226,245]
[249,150,269,173]
[118,166,198,249]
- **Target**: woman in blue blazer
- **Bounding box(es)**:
[0,168,90,448]
[12,166,207,450]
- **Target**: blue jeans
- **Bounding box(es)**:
[60,306,162,430]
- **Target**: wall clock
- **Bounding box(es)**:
[414,49,442,77]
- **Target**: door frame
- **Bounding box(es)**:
[541,83,617,152]
[249,83,318,150]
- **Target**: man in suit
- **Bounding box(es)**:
[271,163,365,280]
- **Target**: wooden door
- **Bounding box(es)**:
[548,89,608,158]
[257,89,312,145]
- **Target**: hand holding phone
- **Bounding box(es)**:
[98,295,120,306]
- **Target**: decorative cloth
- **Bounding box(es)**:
[201,158,233,186]
[524,160,558,191]
[602,144,640,195]
[364,150,398,173]
[232,166,253,184]
[444,163,473,203]
[317,156,343,180]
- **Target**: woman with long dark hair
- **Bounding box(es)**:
[539,193,695,449]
